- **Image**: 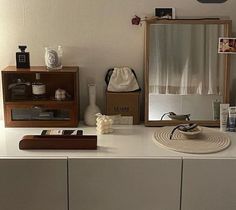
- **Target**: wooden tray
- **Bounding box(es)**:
[19,135,97,150]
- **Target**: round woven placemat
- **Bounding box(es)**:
[154,127,231,154]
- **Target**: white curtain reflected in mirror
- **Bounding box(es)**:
[148,23,226,121]
[149,24,224,95]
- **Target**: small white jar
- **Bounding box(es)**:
[55,88,66,100]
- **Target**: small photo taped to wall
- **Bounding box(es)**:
[218,37,236,54]
[155,8,175,19]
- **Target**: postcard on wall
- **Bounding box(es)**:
[155,8,175,19]
[218,37,236,54]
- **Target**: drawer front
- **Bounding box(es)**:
[4,103,78,127]
[0,158,68,210]
[69,158,182,210]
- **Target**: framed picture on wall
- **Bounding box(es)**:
[155,8,175,19]
[218,37,236,54]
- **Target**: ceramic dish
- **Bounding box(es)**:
[179,126,202,139]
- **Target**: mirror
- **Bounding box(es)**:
[144,19,232,126]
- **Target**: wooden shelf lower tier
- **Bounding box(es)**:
[4,100,75,105]
[4,101,79,127]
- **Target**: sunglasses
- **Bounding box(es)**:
[161,112,190,121]
[170,123,198,140]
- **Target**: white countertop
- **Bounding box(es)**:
[0,121,236,159]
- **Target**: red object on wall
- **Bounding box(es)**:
[131,15,141,25]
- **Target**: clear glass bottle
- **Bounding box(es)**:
[32,73,46,99]
[57,45,63,69]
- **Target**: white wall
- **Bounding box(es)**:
[0,0,236,120]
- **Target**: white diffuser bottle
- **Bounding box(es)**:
[84,84,101,126]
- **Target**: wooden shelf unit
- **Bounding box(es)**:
[2,66,79,127]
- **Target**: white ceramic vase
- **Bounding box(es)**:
[84,84,101,126]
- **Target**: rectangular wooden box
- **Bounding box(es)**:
[19,135,97,150]
[106,91,140,124]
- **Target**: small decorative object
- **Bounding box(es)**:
[178,126,202,139]
[131,15,141,25]
[55,88,68,100]
[197,0,227,3]
[96,113,113,134]
[218,37,236,54]
[45,46,63,70]
[41,129,83,135]
[160,112,191,121]
[170,124,201,140]
[32,73,46,99]
[228,106,236,132]
[155,8,175,19]
[16,45,30,68]
[8,78,31,100]
[212,99,221,120]
[220,104,230,132]
[84,84,101,126]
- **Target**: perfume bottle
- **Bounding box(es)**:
[32,73,46,99]
[16,45,30,68]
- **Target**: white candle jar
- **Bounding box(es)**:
[45,46,63,70]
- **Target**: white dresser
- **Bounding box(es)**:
[0,123,236,210]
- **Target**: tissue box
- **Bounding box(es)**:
[105,91,140,124]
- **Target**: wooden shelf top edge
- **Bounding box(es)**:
[145,18,232,25]
[4,100,76,105]
[2,66,79,72]
[106,91,141,94]
[145,120,220,127]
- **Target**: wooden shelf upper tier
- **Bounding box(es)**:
[2,66,79,73]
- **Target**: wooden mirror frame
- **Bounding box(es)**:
[144,19,232,127]
[197,0,228,3]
